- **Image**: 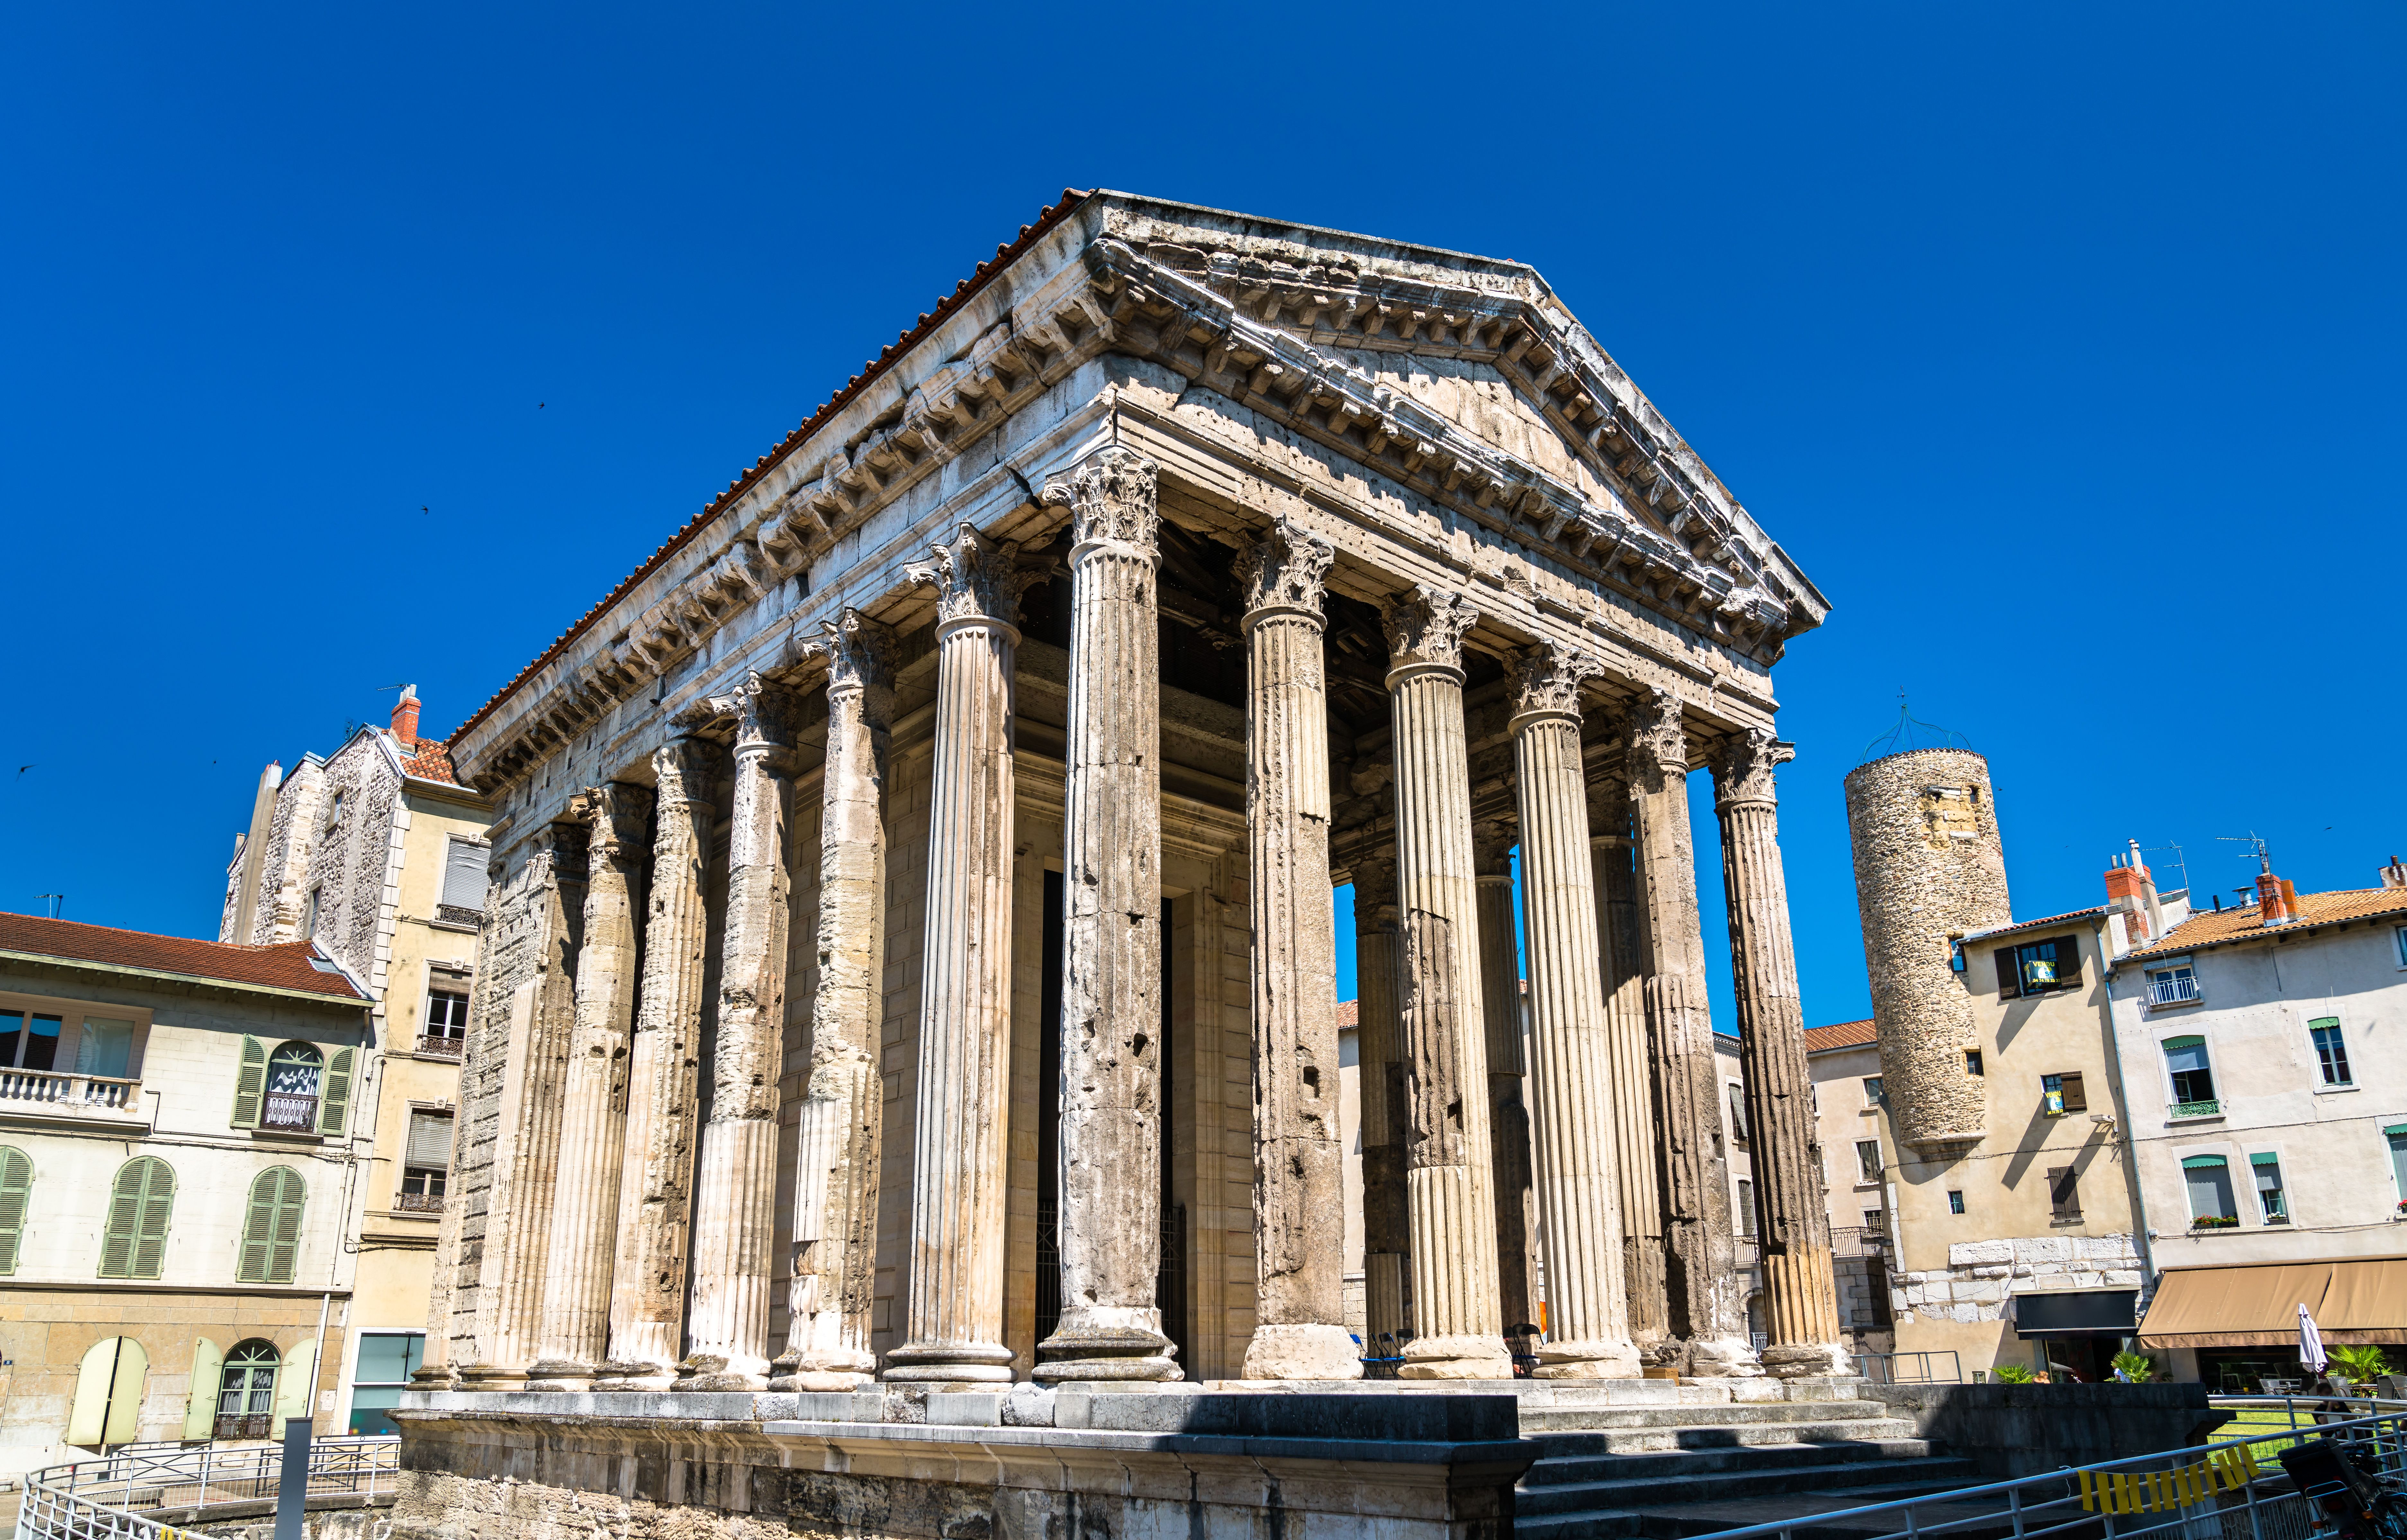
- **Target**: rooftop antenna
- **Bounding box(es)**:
[2216,831,2272,873]
[2140,841,2193,899]
[1857,688,1973,765]
[34,893,61,918]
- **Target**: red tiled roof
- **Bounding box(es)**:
[1336,998,1359,1029]
[1960,907,2106,944]
[2128,886,2407,962]
[1805,1018,1877,1053]
[451,191,1095,750]
[400,736,463,787]
[0,913,369,1002]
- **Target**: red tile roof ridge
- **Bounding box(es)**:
[450,191,1094,750]
[1804,1018,1878,1052]
[0,912,370,1001]
[1960,906,2107,943]
[2128,885,2407,961]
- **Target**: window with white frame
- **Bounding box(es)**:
[2388,1127,2407,1213]
[1855,1139,1882,1185]
[2163,1036,2217,1116]
[347,1331,423,1437]
[2309,1019,2352,1087]
[2147,963,2199,1006]
[438,838,490,921]
[1726,1082,1750,1143]
[1863,1076,1884,1107]
[2252,1154,2287,1222]
[1736,1178,1755,1236]
[2183,1154,2238,1225]
[2396,926,2407,968]
[399,1110,453,1209]
[420,966,471,1056]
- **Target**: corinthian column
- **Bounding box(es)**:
[1381,587,1509,1379]
[1236,518,1358,1381]
[885,525,1033,1385]
[598,736,714,1390]
[1715,727,1849,1378]
[1587,780,1667,1349]
[1626,687,1759,1376]
[1510,647,1640,1378]
[1033,447,1177,1382]
[772,609,896,1392]
[527,782,651,1391]
[676,674,794,1391]
[1473,819,1539,1338]
[1352,851,1411,1350]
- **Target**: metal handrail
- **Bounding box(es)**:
[1694,1397,2407,1540]
[17,1436,401,1540]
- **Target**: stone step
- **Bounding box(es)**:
[1521,1418,1924,1453]
[1519,1399,1897,1432]
[1516,1454,1978,1514]
[1524,1437,1933,1484]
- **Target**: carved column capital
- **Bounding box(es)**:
[1473,817,1518,878]
[1711,726,1794,811]
[1042,446,1159,554]
[569,783,652,868]
[653,738,719,811]
[1238,517,1334,626]
[1622,686,1691,788]
[1510,644,1606,730]
[907,523,1043,632]
[1381,586,1478,681]
[798,608,896,721]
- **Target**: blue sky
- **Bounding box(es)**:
[4,4,2399,1034]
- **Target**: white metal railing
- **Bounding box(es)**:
[260,1091,320,1133]
[1696,1396,2407,1540]
[16,1436,401,1540]
[2150,975,2203,1006]
[0,1068,141,1111]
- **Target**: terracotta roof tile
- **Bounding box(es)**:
[452,191,1094,749]
[1960,907,2106,944]
[400,736,463,786]
[2129,886,2407,962]
[1336,998,1359,1029]
[1805,1018,1878,1053]
[0,913,369,1001]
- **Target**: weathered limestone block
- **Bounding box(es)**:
[679,674,796,1391]
[1715,727,1849,1379]
[1626,687,1759,1375]
[885,525,1038,1386]
[1382,586,1509,1378]
[600,735,716,1390]
[1587,779,1668,1349]
[1036,448,1177,1383]
[1235,517,1358,1382]
[774,610,895,1392]
[1510,645,1639,1379]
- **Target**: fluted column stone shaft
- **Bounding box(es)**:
[598,737,714,1389]
[1510,648,1640,1378]
[1716,728,1850,1377]
[1035,448,1177,1383]
[527,783,651,1390]
[886,525,1036,1385]
[772,610,896,1391]
[1626,687,1759,1375]
[1587,783,1668,1348]
[1351,852,1412,1348]
[1236,519,1359,1381]
[1382,587,1510,1378]
[1473,822,1539,1338]
[677,674,794,1391]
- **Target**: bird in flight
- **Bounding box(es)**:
[15,765,31,776]
[538,401,546,409]
[421,505,429,515]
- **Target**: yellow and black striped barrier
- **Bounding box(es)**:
[2078,1448,2260,1514]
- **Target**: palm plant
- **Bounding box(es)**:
[1992,1363,2038,1383]
[2330,1345,2392,1385]
[2112,1351,2157,1383]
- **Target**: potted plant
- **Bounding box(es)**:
[2329,1346,2392,1394]
[1992,1363,2038,1384]
[2192,1215,2239,1229]
[2112,1351,2159,1383]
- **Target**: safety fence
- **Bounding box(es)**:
[1697,1396,2407,1540]
[16,1436,401,1540]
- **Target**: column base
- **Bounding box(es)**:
[768,1346,877,1392]
[1397,1334,1514,1379]
[1759,1342,1855,1378]
[1682,1337,1767,1378]
[1033,1314,1182,1384]
[671,1353,771,1392]
[522,1359,597,1393]
[882,1340,1016,1385]
[1239,1324,1364,1381]
[590,1361,676,1392]
[1531,1338,1643,1379]
[452,1364,531,1391]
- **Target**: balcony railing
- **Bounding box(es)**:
[2171,1098,2222,1119]
[394,1191,445,1213]
[1830,1225,1889,1258]
[0,1067,141,1112]
[415,1033,465,1060]
[260,1092,320,1133]
[435,904,485,929]
[2148,975,2202,1006]
[19,1436,401,1540]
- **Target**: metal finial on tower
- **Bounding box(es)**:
[1857,690,1973,765]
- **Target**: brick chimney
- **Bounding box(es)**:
[2255,850,2296,926]
[2104,841,2160,942]
[391,684,421,747]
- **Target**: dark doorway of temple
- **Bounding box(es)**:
[1036,868,1064,1346]
[1156,894,1189,1375]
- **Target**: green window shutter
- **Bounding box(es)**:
[182,1337,223,1440]
[101,1338,148,1446]
[0,1146,31,1275]
[130,1157,174,1279]
[2383,1123,2407,1137]
[99,1159,147,1277]
[2052,937,2084,989]
[271,1338,315,1439]
[231,1035,267,1129]
[238,1170,278,1283]
[317,1046,355,1137]
[2251,1151,2282,1167]
[243,1166,308,1285]
[2163,1034,2206,1051]
[2182,1154,2229,1169]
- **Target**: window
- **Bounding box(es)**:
[73,1018,133,1078]
[304,886,322,938]
[0,1144,30,1274]
[1726,1083,1750,1143]
[215,1340,280,1440]
[1736,1178,1756,1236]
[2147,965,2199,1006]
[2310,1020,2353,1087]
[2184,1154,2238,1225]
[1856,1139,1882,1185]
[3,1010,63,1071]
[421,973,470,1057]
[2397,927,2407,968]
[238,1167,306,1284]
[1965,1050,1984,1076]
[1863,1207,1886,1237]
[439,838,491,918]
[400,1111,453,1210]
[2048,1165,2081,1220]
[2389,1128,2407,1208]
[232,1038,355,1136]
[1863,1076,1884,1106]
[99,1156,174,1278]
[2042,1072,2088,1116]
[348,1332,425,1436]
[1996,936,2084,999]
[1947,1190,1965,1214]
[2164,1036,2217,1116]
[2252,1154,2287,1222]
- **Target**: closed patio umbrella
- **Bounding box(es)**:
[2297,1302,2327,1375]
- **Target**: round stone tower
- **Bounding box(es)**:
[1842,746,2011,1150]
